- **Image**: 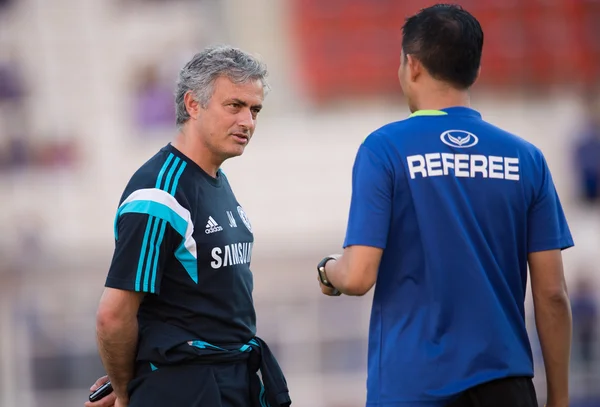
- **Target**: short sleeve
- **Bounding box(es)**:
[106,190,187,294]
[527,156,574,253]
[343,142,393,249]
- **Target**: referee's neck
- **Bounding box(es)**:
[415,84,471,112]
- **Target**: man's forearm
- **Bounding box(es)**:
[325,256,372,296]
[325,258,345,290]
[97,318,139,400]
[325,257,358,295]
[534,292,572,406]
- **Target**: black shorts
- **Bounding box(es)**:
[446,376,538,407]
[127,361,252,407]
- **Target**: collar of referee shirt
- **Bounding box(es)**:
[409,106,482,119]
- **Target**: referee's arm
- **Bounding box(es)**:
[529,249,571,407]
[527,155,574,407]
[321,140,391,296]
[323,246,382,296]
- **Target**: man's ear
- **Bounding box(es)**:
[474,65,482,83]
[184,91,201,120]
[406,54,422,83]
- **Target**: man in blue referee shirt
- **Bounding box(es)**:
[316,4,573,407]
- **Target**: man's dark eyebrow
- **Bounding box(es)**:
[228,99,262,110]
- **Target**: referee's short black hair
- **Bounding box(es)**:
[402,4,484,90]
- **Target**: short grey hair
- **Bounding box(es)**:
[175,45,269,127]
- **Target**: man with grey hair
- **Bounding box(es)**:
[85,45,290,407]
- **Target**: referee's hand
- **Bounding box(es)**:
[318,276,341,296]
[84,375,116,407]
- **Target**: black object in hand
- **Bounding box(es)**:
[89,380,113,402]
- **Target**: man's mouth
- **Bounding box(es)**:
[232,133,249,144]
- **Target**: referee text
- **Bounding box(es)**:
[407,153,520,181]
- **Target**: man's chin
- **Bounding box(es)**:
[224,145,246,159]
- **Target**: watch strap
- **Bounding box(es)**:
[317,255,339,288]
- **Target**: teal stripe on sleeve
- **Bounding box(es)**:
[141,154,177,292]
[128,153,177,291]
[120,197,195,289]
[135,216,155,291]
[170,161,187,196]
[155,153,175,189]
[116,153,194,291]
[143,215,162,292]
[148,160,187,292]
[150,219,168,293]
[118,200,189,238]
[163,157,181,193]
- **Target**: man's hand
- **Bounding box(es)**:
[317,275,341,296]
[317,247,382,296]
[317,255,342,296]
[84,375,116,407]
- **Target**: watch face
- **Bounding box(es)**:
[318,267,331,287]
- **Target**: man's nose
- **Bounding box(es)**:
[237,109,254,130]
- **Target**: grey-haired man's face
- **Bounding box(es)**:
[193,76,264,159]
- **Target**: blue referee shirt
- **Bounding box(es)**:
[343,107,574,406]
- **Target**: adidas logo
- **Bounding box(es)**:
[205,216,223,234]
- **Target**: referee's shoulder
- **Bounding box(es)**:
[362,118,412,149]
[484,120,546,160]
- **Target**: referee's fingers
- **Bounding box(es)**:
[317,276,341,296]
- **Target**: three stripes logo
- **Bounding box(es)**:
[205,216,223,234]
[135,153,187,293]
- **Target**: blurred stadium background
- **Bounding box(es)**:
[0,0,599,406]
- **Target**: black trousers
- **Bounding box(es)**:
[127,361,252,407]
[446,376,538,407]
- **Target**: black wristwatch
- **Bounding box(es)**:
[317,256,338,288]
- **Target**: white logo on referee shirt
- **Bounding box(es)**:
[440,130,479,148]
[205,216,223,234]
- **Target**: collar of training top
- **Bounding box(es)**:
[409,107,482,119]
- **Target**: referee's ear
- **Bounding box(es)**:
[184,91,201,121]
[474,66,482,84]
[406,54,422,83]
